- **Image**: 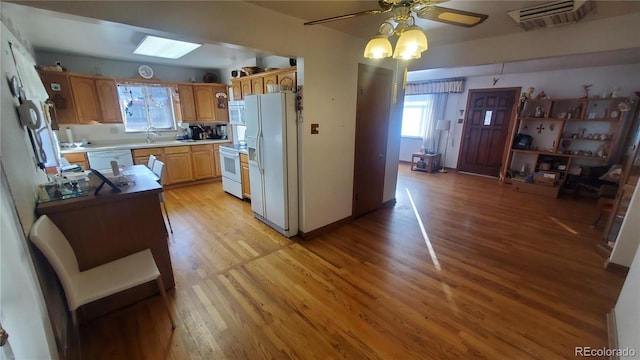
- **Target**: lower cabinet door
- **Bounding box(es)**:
[192,151,215,180]
[165,153,193,184]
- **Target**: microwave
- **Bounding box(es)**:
[228,103,245,125]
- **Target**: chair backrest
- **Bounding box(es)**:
[147,154,157,170]
[29,215,80,307]
[152,160,165,185]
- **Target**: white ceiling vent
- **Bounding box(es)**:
[507,0,595,31]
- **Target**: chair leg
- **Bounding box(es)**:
[160,195,173,234]
[71,310,82,360]
[156,276,176,329]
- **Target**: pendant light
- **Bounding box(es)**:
[363,34,393,59]
[392,24,428,59]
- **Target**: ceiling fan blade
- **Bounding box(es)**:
[416,6,488,27]
[304,4,392,26]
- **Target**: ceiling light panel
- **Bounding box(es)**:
[134,35,202,59]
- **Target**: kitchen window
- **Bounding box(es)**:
[117,83,176,132]
[401,95,435,138]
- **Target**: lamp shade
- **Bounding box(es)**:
[392,25,428,60]
[435,120,450,131]
[364,35,393,59]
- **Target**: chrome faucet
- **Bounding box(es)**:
[146,126,160,143]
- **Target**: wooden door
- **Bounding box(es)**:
[177,84,197,121]
[192,151,214,180]
[353,64,392,218]
[458,88,518,177]
[69,75,101,123]
[95,79,123,123]
[193,85,215,121]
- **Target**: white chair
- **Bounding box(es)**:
[29,215,175,354]
[147,154,157,170]
[152,160,173,233]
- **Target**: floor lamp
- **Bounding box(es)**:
[436,120,450,173]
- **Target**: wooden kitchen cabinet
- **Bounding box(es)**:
[212,84,229,122]
[164,146,193,184]
[69,75,102,124]
[193,85,216,121]
[69,75,123,124]
[231,80,242,101]
[240,79,252,99]
[95,79,123,123]
[277,70,296,89]
[240,152,251,199]
[62,151,89,170]
[191,144,215,180]
[251,78,264,95]
[177,84,197,121]
[262,74,277,91]
[38,70,78,124]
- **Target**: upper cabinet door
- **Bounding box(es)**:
[213,85,229,122]
[251,78,264,95]
[277,71,296,89]
[177,84,197,122]
[231,80,243,101]
[240,79,252,99]
[193,85,216,122]
[95,79,123,123]
[38,70,78,124]
[69,75,101,124]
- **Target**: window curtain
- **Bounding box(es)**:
[405,78,465,95]
[423,93,448,152]
[404,78,463,151]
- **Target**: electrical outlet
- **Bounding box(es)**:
[458,118,463,124]
[311,124,319,134]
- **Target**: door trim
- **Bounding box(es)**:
[456,87,521,177]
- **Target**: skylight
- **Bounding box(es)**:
[133,35,202,59]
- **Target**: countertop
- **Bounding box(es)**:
[60,139,232,154]
[220,144,249,155]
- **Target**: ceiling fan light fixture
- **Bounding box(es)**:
[392,25,427,59]
[364,34,393,59]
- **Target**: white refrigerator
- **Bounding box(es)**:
[245,92,298,237]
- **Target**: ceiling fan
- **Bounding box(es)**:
[303,0,489,28]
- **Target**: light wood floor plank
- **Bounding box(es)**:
[76,164,626,359]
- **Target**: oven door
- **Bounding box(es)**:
[219,147,241,183]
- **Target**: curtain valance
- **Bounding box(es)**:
[406,78,465,95]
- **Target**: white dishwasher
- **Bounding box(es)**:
[87,150,134,171]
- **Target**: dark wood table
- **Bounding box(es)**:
[36,165,174,321]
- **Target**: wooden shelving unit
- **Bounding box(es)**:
[503,97,630,197]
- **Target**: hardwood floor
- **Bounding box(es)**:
[78,164,627,359]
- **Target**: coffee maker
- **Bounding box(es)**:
[213,124,228,140]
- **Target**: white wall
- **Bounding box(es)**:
[399,137,423,162]
[0,21,57,359]
[411,64,640,170]
[10,2,401,233]
[609,182,640,267]
[36,50,216,83]
[614,242,640,360]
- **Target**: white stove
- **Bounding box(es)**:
[219,146,242,199]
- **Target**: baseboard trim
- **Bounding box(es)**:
[298,216,352,240]
[383,198,397,207]
[606,308,619,360]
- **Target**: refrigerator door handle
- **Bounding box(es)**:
[257,118,263,174]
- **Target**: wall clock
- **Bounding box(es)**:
[138,65,154,79]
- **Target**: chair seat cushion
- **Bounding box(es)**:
[68,249,160,310]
